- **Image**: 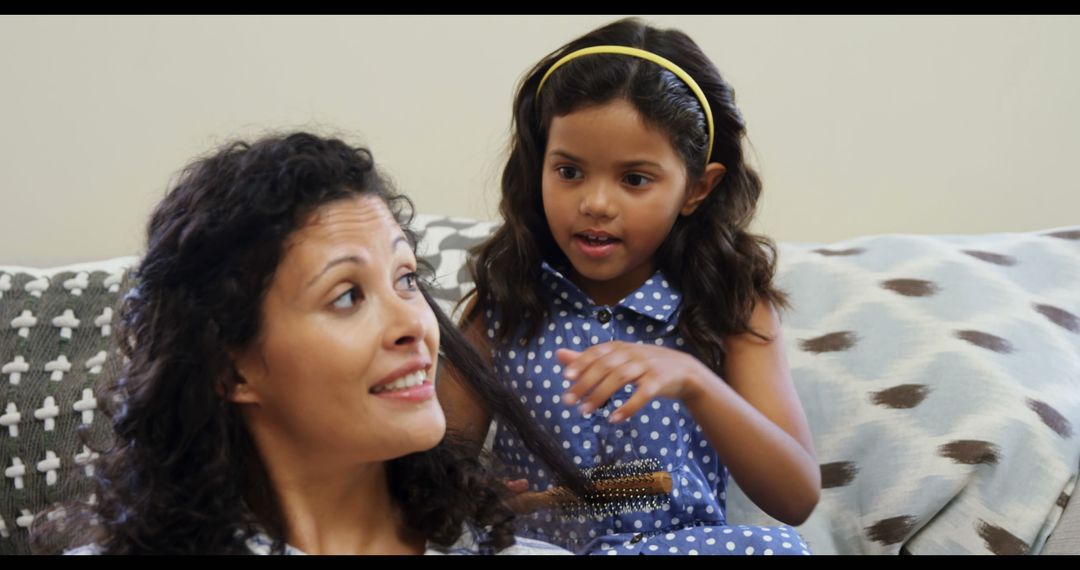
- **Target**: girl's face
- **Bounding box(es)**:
[542,98,712,306]
[230,195,445,466]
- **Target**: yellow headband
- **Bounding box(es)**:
[535,45,715,169]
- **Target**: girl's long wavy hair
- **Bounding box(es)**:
[467,18,787,372]
[32,132,583,554]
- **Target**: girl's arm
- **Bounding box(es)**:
[560,297,819,524]
[687,298,820,525]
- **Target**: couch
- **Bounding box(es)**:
[2,216,1078,555]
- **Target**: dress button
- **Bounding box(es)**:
[597,309,612,324]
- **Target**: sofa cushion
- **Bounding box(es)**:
[721,227,1080,554]
[0,260,134,554]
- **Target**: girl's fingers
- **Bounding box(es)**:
[504,478,530,495]
[609,374,662,423]
[554,348,582,367]
[578,361,648,415]
[559,344,618,380]
[563,345,633,405]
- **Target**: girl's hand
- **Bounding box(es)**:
[504,478,529,495]
[556,343,713,423]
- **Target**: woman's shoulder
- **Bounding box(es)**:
[496,536,573,555]
[64,544,102,555]
[64,528,572,555]
[425,523,572,555]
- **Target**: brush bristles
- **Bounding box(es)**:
[511,458,674,521]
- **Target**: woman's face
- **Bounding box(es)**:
[231,195,444,464]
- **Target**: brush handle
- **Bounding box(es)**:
[507,471,673,514]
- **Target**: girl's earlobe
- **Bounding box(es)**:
[681,162,726,216]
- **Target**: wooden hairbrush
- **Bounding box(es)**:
[508,458,673,519]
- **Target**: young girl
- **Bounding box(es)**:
[440,18,819,555]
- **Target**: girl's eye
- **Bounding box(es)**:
[332,287,361,310]
[624,173,651,187]
[556,166,582,180]
[396,272,419,292]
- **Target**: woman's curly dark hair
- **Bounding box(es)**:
[33,132,584,554]
[467,18,787,373]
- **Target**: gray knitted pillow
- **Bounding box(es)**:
[0,267,128,554]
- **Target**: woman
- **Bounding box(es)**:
[36,132,582,554]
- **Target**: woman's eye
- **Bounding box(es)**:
[332,287,361,310]
[556,166,582,180]
[396,272,419,292]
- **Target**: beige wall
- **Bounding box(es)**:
[2,15,1078,266]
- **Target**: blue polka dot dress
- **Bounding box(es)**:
[487,262,811,555]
